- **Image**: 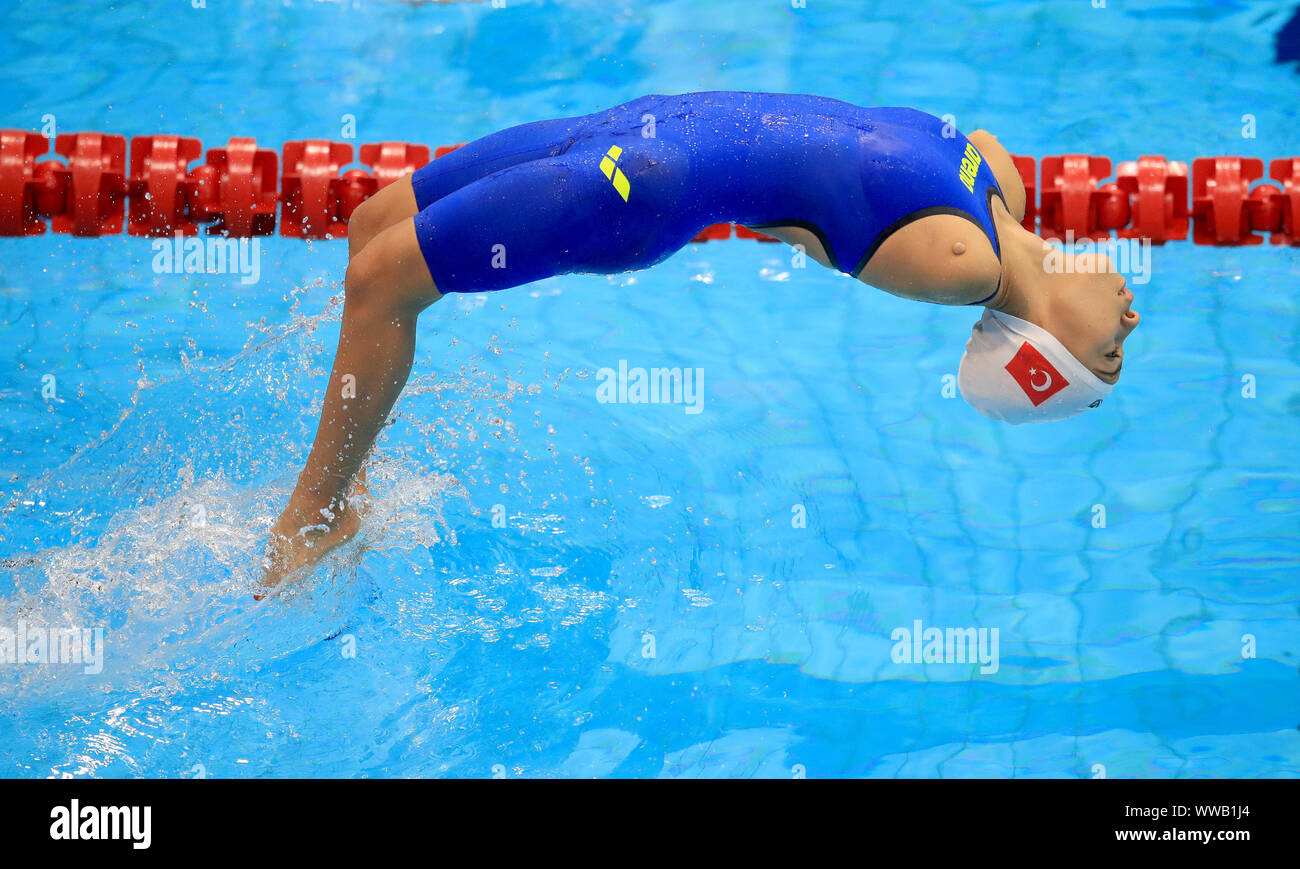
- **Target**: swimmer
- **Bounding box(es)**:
[259,91,1140,591]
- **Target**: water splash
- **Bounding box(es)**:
[0,279,544,706]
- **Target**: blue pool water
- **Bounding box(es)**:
[2,0,1298,778]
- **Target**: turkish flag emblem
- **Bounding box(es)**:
[1005,341,1069,406]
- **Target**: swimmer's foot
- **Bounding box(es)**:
[258,475,370,598]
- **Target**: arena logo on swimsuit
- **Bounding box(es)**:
[958,142,983,193]
[598,145,631,202]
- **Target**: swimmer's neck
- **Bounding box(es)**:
[985,208,1050,321]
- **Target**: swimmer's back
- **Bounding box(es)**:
[601,92,1001,277]
[409,92,1003,292]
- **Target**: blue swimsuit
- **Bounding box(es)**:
[410,91,1006,301]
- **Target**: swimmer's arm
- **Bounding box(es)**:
[749,220,996,306]
[967,130,1026,222]
[857,213,1003,306]
[744,224,836,269]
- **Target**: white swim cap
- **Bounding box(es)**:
[958,308,1113,425]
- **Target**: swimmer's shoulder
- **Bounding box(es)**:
[966,129,1026,222]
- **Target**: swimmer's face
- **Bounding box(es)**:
[1043,251,1140,385]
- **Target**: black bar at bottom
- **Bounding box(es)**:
[0,778,1285,854]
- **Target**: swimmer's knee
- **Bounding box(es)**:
[346,196,385,258]
[343,244,388,312]
[347,177,417,258]
[343,221,435,317]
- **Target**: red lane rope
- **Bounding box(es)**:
[1,130,1297,246]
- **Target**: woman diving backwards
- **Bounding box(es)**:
[259,91,1141,591]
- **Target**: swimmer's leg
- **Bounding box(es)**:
[346,116,585,258]
[407,116,585,208]
[405,145,693,292]
[263,144,687,591]
[261,219,442,592]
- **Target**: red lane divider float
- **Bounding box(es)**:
[1274,157,1300,244]
[128,135,202,236]
[0,130,47,235]
[54,132,127,237]
[195,137,279,237]
[1040,154,1118,243]
[1191,156,1294,246]
[1116,155,1188,244]
[0,128,1297,246]
[281,139,352,238]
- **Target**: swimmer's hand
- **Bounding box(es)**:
[257,474,370,599]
